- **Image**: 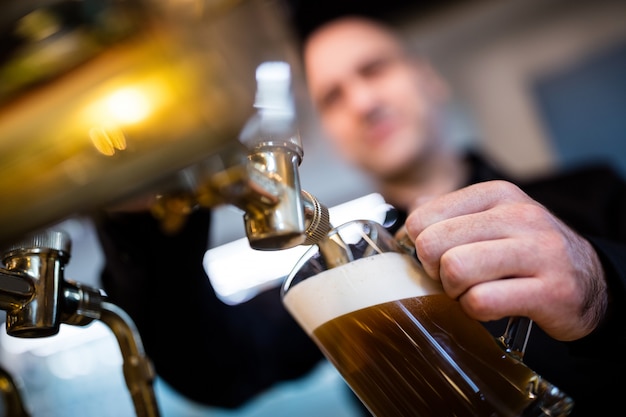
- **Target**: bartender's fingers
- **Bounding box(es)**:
[426,215,603,341]
[405,180,530,239]
[434,238,539,300]
[455,276,543,321]
[458,275,587,341]
[411,200,545,280]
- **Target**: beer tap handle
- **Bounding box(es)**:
[499,316,533,361]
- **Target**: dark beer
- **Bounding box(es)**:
[283,252,542,417]
[315,294,539,416]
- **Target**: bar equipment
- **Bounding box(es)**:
[0,230,158,417]
[0,0,331,415]
[282,220,575,417]
[0,0,330,248]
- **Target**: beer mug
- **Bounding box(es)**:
[281,219,574,417]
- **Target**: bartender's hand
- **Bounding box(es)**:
[404,180,608,342]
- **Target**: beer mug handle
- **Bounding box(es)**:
[395,228,533,361]
[500,316,533,360]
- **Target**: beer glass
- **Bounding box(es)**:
[281,219,574,417]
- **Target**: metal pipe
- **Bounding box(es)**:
[97,301,160,417]
[0,230,160,417]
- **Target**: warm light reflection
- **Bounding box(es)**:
[81,74,177,156]
[90,126,127,156]
[105,87,151,124]
[84,82,161,127]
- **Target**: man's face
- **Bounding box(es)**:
[304,18,446,180]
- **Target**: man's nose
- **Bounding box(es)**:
[345,80,379,116]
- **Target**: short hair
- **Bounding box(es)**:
[287,0,412,46]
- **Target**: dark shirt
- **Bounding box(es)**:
[96,151,626,416]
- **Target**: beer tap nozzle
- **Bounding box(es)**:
[0,230,160,417]
[152,61,332,250]
[236,61,331,250]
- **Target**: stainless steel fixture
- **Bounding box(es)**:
[0,0,330,249]
[0,0,331,415]
[0,230,159,416]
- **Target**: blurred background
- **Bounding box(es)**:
[216,0,626,246]
[0,0,625,415]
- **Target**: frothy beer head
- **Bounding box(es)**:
[283,252,443,334]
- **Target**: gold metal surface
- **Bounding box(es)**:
[0,0,297,245]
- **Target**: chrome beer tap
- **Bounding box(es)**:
[239,62,332,250]
[151,61,332,250]
[0,0,330,251]
[0,230,160,417]
[0,2,331,415]
[0,57,330,417]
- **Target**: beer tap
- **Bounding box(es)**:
[151,61,332,251]
[0,2,331,415]
[0,230,160,417]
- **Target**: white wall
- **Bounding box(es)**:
[397,0,626,178]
